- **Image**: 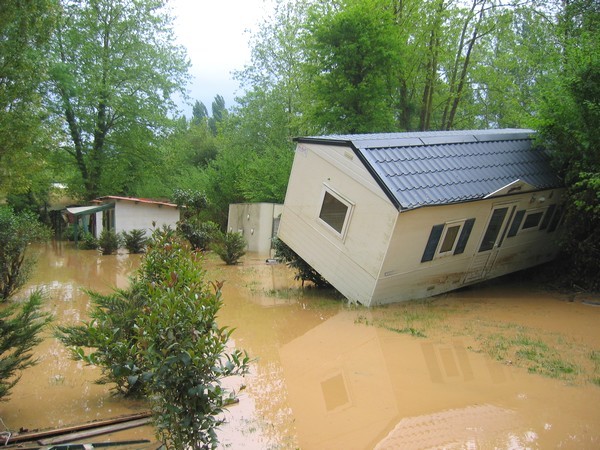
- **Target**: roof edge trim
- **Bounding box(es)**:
[348,144,404,211]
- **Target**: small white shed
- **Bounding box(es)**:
[67,195,180,240]
[277,129,565,306]
[227,203,283,255]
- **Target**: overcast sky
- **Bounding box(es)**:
[169,0,273,117]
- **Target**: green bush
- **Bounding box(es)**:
[57,285,150,395]
[0,206,50,301]
[272,237,331,288]
[212,231,247,265]
[178,219,219,250]
[122,229,148,254]
[57,227,250,448]
[0,291,52,401]
[62,224,75,242]
[78,232,99,250]
[98,229,121,255]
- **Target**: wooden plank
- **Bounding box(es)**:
[3,440,153,450]
[6,412,151,444]
[39,417,152,445]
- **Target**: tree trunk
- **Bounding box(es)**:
[418,0,444,131]
[445,2,486,130]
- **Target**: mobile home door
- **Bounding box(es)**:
[464,202,518,283]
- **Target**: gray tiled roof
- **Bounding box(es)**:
[295,129,562,210]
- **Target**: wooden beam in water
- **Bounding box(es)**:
[38,417,152,445]
[4,412,152,445]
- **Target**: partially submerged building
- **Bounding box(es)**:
[66,195,180,240]
[227,203,283,256]
[277,129,564,306]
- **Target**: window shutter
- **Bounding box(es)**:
[454,218,475,255]
[421,224,444,262]
[548,205,563,232]
[539,204,556,230]
[507,210,525,237]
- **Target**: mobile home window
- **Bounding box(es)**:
[318,190,352,236]
[522,210,544,230]
[439,224,462,254]
[508,208,546,237]
[421,218,475,262]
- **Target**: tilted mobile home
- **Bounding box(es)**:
[277,129,564,306]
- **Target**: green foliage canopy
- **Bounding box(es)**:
[303,0,402,133]
[536,0,600,289]
[47,0,190,200]
[0,0,58,195]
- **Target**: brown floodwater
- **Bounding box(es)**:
[1,241,599,449]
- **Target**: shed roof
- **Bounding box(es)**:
[93,196,177,208]
[295,129,562,210]
[66,202,114,217]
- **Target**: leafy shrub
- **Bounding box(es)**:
[0,206,50,301]
[212,231,247,265]
[57,227,250,448]
[78,232,99,250]
[58,285,150,395]
[122,229,148,254]
[0,291,52,400]
[272,237,331,288]
[62,224,75,242]
[172,188,208,214]
[98,229,121,255]
[178,219,219,250]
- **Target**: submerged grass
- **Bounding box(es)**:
[589,350,600,386]
[478,331,579,380]
[354,295,597,385]
[355,298,450,338]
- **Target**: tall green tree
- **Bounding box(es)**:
[537,0,600,289]
[47,0,190,200]
[192,100,209,123]
[303,0,402,133]
[208,94,227,135]
[470,5,560,128]
[195,0,309,224]
[0,0,58,195]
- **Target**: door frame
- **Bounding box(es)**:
[464,201,518,283]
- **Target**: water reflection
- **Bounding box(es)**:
[1,244,599,449]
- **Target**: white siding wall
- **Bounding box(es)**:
[113,201,180,236]
[227,203,283,255]
[371,189,565,304]
[95,211,104,237]
[278,143,398,304]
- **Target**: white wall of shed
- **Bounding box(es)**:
[227,203,283,255]
[95,211,104,237]
[113,201,180,236]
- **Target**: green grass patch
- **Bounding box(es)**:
[354,299,449,338]
[479,332,579,380]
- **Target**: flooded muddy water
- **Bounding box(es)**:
[1,241,599,449]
